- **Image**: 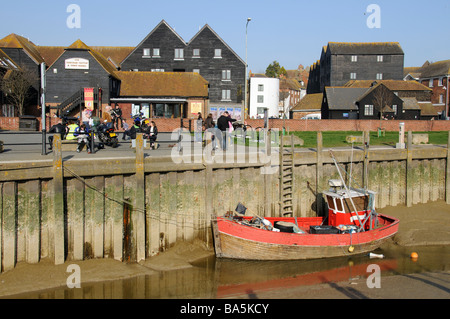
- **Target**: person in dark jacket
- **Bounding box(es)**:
[48,120,68,150]
[216,111,236,150]
[148,121,158,149]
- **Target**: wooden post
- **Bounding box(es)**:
[52,135,65,265]
[134,133,146,262]
[363,131,370,190]
[446,131,450,204]
[406,131,413,207]
[316,132,323,216]
[2,182,16,271]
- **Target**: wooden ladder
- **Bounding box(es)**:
[280,134,294,217]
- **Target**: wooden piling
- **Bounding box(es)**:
[406,131,413,207]
[52,135,65,265]
[2,182,16,271]
[134,134,146,262]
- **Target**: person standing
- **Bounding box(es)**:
[194,112,203,143]
[48,120,67,150]
[122,119,130,140]
[217,111,236,150]
[204,113,216,149]
[148,121,158,149]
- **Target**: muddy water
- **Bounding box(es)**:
[10,244,450,299]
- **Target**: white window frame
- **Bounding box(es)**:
[364,104,374,116]
[438,77,443,86]
[153,48,160,58]
[429,78,434,87]
[377,55,383,62]
[376,73,383,80]
[351,55,357,62]
[193,69,200,74]
[174,48,184,60]
[221,89,231,101]
[258,84,264,92]
[193,48,200,58]
[222,70,231,81]
[392,105,397,115]
[143,48,151,57]
[214,49,222,58]
[350,73,357,80]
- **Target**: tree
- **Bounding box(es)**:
[265,61,287,78]
[0,67,38,116]
[372,84,393,132]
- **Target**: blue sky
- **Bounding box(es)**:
[1,0,449,73]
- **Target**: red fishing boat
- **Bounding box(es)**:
[211,152,399,261]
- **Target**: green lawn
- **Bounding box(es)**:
[291,131,449,148]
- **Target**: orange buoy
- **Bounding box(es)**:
[410,252,419,259]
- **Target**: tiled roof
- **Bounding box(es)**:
[327,42,404,55]
[0,33,44,64]
[279,78,302,91]
[418,60,450,78]
[344,80,431,91]
[59,39,120,80]
[402,97,421,110]
[419,102,443,116]
[118,71,209,97]
[292,93,323,111]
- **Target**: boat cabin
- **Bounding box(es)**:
[323,179,377,230]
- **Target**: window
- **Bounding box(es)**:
[53,68,57,74]
[193,69,200,74]
[438,77,443,86]
[392,105,397,115]
[440,94,444,104]
[364,104,374,116]
[429,79,434,87]
[214,49,222,58]
[153,48,160,57]
[143,48,150,57]
[377,55,383,62]
[151,68,165,72]
[174,48,184,60]
[222,90,231,101]
[351,55,357,62]
[257,95,264,103]
[193,49,200,58]
[376,73,383,80]
[258,84,264,92]
[222,70,231,81]
[350,73,357,80]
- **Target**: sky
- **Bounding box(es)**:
[1,0,449,73]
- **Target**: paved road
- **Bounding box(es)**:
[0,130,446,163]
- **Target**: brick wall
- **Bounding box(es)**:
[2,116,450,133]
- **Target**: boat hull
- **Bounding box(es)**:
[211,215,399,260]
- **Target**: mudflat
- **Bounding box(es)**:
[0,202,449,299]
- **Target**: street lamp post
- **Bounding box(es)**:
[244,18,251,119]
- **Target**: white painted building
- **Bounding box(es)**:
[249,76,280,118]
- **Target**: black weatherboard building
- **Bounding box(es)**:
[309,42,405,94]
[120,20,246,115]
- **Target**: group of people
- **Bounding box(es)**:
[197,111,238,151]
[48,119,93,153]
[126,118,159,149]
[47,104,159,153]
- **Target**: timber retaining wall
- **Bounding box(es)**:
[1,133,450,272]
